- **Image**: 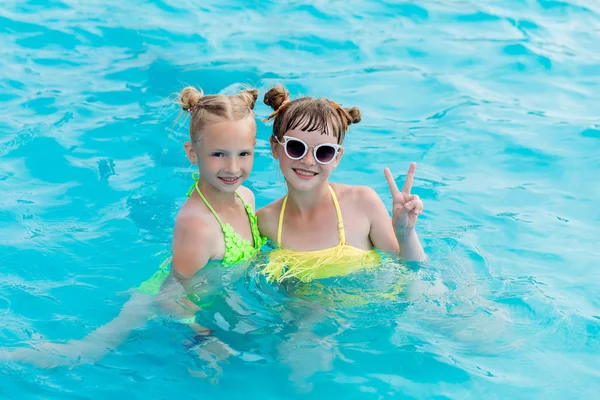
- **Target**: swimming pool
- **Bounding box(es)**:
[1,0,599,398]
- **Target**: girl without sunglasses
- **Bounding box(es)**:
[2,86,263,369]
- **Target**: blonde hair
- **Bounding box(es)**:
[178,86,259,142]
[263,85,361,144]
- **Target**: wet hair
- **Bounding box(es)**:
[263,85,361,144]
[178,86,259,142]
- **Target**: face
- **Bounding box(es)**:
[185,118,256,193]
[271,127,343,192]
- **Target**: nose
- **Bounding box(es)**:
[225,157,239,173]
[300,147,316,166]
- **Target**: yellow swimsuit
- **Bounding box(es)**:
[261,186,382,283]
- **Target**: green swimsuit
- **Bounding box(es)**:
[138,174,264,295]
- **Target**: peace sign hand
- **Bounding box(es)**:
[384,162,423,232]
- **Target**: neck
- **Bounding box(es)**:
[195,176,238,209]
[285,181,331,218]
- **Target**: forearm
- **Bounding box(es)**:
[396,228,426,261]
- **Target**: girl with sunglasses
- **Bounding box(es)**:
[257,85,426,283]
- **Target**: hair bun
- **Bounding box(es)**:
[179,86,204,112]
[344,106,361,124]
[239,88,259,110]
[264,85,290,111]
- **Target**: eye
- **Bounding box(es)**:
[240,151,252,157]
[211,152,225,157]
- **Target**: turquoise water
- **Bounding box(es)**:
[1,0,600,398]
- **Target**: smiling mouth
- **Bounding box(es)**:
[293,168,318,179]
[218,176,241,185]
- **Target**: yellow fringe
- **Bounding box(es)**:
[259,244,382,283]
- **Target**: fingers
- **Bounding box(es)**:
[384,167,400,196]
[402,162,417,194]
[402,195,423,215]
[403,200,417,212]
[415,201,423,215]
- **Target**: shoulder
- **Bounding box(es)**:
[173,208,212,237]
[332,183,383,207]
[171,204,217,278]
[332,184,388,224]
[257,197,285,241]
[236,185,256,210]
[257,197,285,219]
[175,197,212,229]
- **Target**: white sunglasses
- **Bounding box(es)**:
[275,136,342,165]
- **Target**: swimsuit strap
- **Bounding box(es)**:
[186,172,201,197]
[277,195,288,247]
[328,185,346,245]
[195,183,225,227]
[186,172,245,230]
[276,185,345,247]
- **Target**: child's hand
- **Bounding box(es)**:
[384,162,423,233]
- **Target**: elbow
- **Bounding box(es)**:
[171,262,196,280]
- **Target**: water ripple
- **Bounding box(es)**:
[0,0,599,398]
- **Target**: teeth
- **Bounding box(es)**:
[220,177,239,182]
[295,169,316,176]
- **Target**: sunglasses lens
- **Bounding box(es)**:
[316,145,337,163]
[286,139,307,159]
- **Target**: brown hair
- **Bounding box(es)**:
[178,86,259,142]
[263,85,361,144]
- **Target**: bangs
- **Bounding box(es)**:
[281,101,343,141]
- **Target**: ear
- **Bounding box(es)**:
[270,136,280,160]
[184,142,197,164]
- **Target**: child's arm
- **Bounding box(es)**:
[171,212,216,278]
[361,163,426,261]
[1,213,218,368]
[384,163,426,261]
[360,186,401,253]
[0,290,156,368]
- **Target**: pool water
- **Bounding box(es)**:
[1,0,599,398]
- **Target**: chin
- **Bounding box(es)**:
[285,173,327,191]
[218,185,240,193]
